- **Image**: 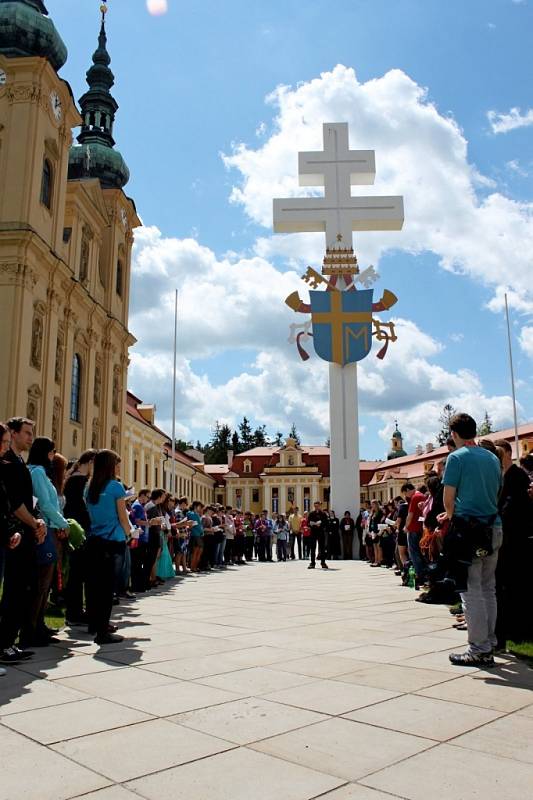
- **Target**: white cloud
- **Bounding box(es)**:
[223,66,533,308]
[488,107,533,134]
[127,65,525,453]
[146,0,168,15]
[519,326,533,358]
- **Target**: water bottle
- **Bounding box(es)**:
[407,565,416,588]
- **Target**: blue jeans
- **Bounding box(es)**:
[407,531,427,582]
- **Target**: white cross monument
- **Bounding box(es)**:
[273,122,404,529]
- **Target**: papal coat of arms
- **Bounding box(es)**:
[285,240,398,365]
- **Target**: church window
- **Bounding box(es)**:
[243,459,252,473]
[252,489,259,503]
[145,464,149,485]
[288,455,295,466]
[70,354,82,422]
[133,459,138,483]
[116,260,123,296]
[40,159,53,209]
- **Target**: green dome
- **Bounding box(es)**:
[0,0,67,71]
[68,142,129,190]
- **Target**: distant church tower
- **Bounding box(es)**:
[387,421,407,460]
[0,1,139,457]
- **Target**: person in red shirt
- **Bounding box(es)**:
[402,482,428,587]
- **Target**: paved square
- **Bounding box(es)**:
[1,562,532,799]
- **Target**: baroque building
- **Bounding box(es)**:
[0,0,139,458]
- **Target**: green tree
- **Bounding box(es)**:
[273,431,284,447]
[288,423,301,444]
[437,403,457,446]
[231,430,240,454]
[174,438,192,453]
[252,425,269,448]
[237,416,254,451]
[477,411,493,436]
[204,421,233,464]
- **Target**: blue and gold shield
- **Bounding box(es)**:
[310,289,373,365]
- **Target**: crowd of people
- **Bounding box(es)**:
[0,412,531,676]
[359,413,533,668]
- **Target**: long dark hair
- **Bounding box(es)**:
[87,449,120,505]
[28,436,55,475]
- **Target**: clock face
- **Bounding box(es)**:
[0,69,6,86]
[50,90,62,121]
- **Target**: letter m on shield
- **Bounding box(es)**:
[310,289,373,365]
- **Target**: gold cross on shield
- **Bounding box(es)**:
[312,291,372,364]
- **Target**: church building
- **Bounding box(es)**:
[0,0,140,458]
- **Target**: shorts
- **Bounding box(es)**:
[190,537,204,550]
[397,530,407,547]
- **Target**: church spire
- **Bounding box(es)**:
[68,2,129,189]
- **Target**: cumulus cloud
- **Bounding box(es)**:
[224,66,533,309]
[519,326,533,358]
[488,107,533,134]
[127,65,525,454]
[146,0,168,15]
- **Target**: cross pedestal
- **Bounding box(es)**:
[273,123,404,535]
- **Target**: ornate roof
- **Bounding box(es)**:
[68,4,129,189]
[0,0,67,71]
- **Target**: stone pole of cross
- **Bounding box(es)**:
[273,122,404,532]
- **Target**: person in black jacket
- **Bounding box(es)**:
[0,418,46,664]
[307,501,329,569]
[494,439,533,648]
[63,449,96,624]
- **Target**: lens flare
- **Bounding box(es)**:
[146,0,168,15]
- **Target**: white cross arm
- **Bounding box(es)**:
[273,195,404,239]
[298,149,375,188]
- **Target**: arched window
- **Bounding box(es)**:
[40,159,53,209]
[70,354,81,422]
[116,260,123,296]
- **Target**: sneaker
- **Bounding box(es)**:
[0,667,6,676]
[321,562,329,569]
[13,646,34,659]
[449,651,495,668]
[94,633,124,645]
[0,647,24,664]
[308,563,315,569]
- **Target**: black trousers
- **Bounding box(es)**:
[65,545,87,620]
[309,531,327,566]
[244,537,254,561]
[86,537,119,638]
[130,542,147,592]
[0,545,33,649]
[144,529,161,588]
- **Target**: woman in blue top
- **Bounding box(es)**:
[25,437,69,647]
[85,449,130,644]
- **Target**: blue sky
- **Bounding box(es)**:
[48,0,533,458]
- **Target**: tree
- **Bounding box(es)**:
[252,425,269,448]
[477,411,493,436]
[231,430,240,454]
[174,438,192,453]
[237,416,254,452]
[288,423,301,445]
[437,403,457,445]
[325,437,331,447]
[273,431,284,447]
[204,421,233,464]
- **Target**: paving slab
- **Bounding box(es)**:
[126,746,344,800]
[262,677,399,715]
[51,718,234,781]
[109,679,244,716]
[344,693,503,741]
[362,742,533,800]
[195,665,317,695]
[252,716,433,781]
[451,713,533,763]
[0,725,109,800]
[1,696,152,743]
[417,671,533,712]
[332,663,453,693]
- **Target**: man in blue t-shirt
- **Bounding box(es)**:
[441,413,502,668]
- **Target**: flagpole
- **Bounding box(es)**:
[504,292,520,464]
[171,289,178,493]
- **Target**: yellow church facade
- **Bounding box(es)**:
[0,1,139,460]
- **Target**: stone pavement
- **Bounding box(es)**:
[1,562,532,800]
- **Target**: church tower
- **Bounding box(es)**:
[387,421,407,460]
[0,1,140,457]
